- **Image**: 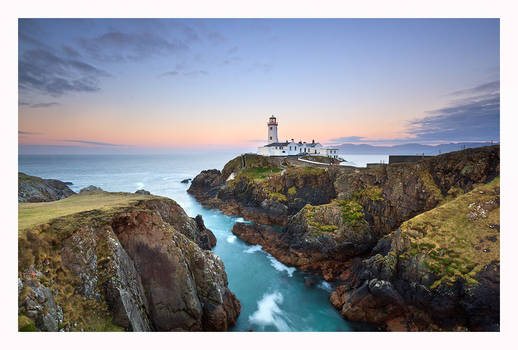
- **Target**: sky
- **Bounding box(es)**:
[18,18,500,154]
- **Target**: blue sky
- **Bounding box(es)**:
[18,18,500,153]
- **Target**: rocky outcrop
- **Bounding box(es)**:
[333,145,500,237]
[229,146,499,280]
[330,178,500,331]
[197,146,499,331]
[19,172,75,202]
[18,194,240,331]
[232,200,377,281]
[80,185,103,193]
[135,189,151,195]
[188,155,338,225]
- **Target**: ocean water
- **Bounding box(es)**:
[18,153,367,332]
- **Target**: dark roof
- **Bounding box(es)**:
[265,142,289,147]
[265,141,321,147]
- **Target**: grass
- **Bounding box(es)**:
[336,199,365,227]
[268,191,288,202]
[302,204,339,235]
[354,185,384,201]
[240,166,283,180]
[399,177,500,288]
[419,170,443,203]
[18,315,37,332]
[301,199,367,236]
[19,192,154,233]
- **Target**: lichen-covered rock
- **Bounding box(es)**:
[19,269,62,331]
[19,172,75,203]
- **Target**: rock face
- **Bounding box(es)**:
[192,146,500,331]
[330,178,500,331]
[188,154,338,226]
[19,172,75,202]
[18,194,240,331]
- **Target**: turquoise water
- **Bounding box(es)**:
[19,153,356,331]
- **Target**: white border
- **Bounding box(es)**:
[2,1,517,349]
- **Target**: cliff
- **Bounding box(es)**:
[330,178,499,331]
[188,154,338,225]
[191,146,500,331]
[19,172,75,202]
[18,191,239,331]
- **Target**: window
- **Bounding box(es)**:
[270,127,272,130]
[270,136,272,140]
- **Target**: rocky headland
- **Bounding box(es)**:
[19,172,75,202]
[189,146,500,331]
[18,189,240,331]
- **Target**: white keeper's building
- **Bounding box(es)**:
[257,116,340,158]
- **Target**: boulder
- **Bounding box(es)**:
[79,185,103,193]
[135,189,151,195]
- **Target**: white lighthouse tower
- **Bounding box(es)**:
[267,115,278,143]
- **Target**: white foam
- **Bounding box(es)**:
[244,245,262,254]
[317,281,333,292]
[235,217,245,223]
[249,292,291,331]
[267,255,296,277]
[226,235,237,243]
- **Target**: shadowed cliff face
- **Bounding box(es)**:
[18,194,240,331]
[191,146,500,331]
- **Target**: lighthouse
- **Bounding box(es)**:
[267,115,278,143]
[257,115,340,158]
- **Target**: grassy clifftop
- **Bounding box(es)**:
[19,191,155,233]
[399,177,500,288]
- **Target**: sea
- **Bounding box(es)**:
[18,153,388,332]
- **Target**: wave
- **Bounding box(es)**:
[248,291,291,331]
[226,235,237,243]
[317,281,333,293]
[267,254,295,277]
[244,245,262,254]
